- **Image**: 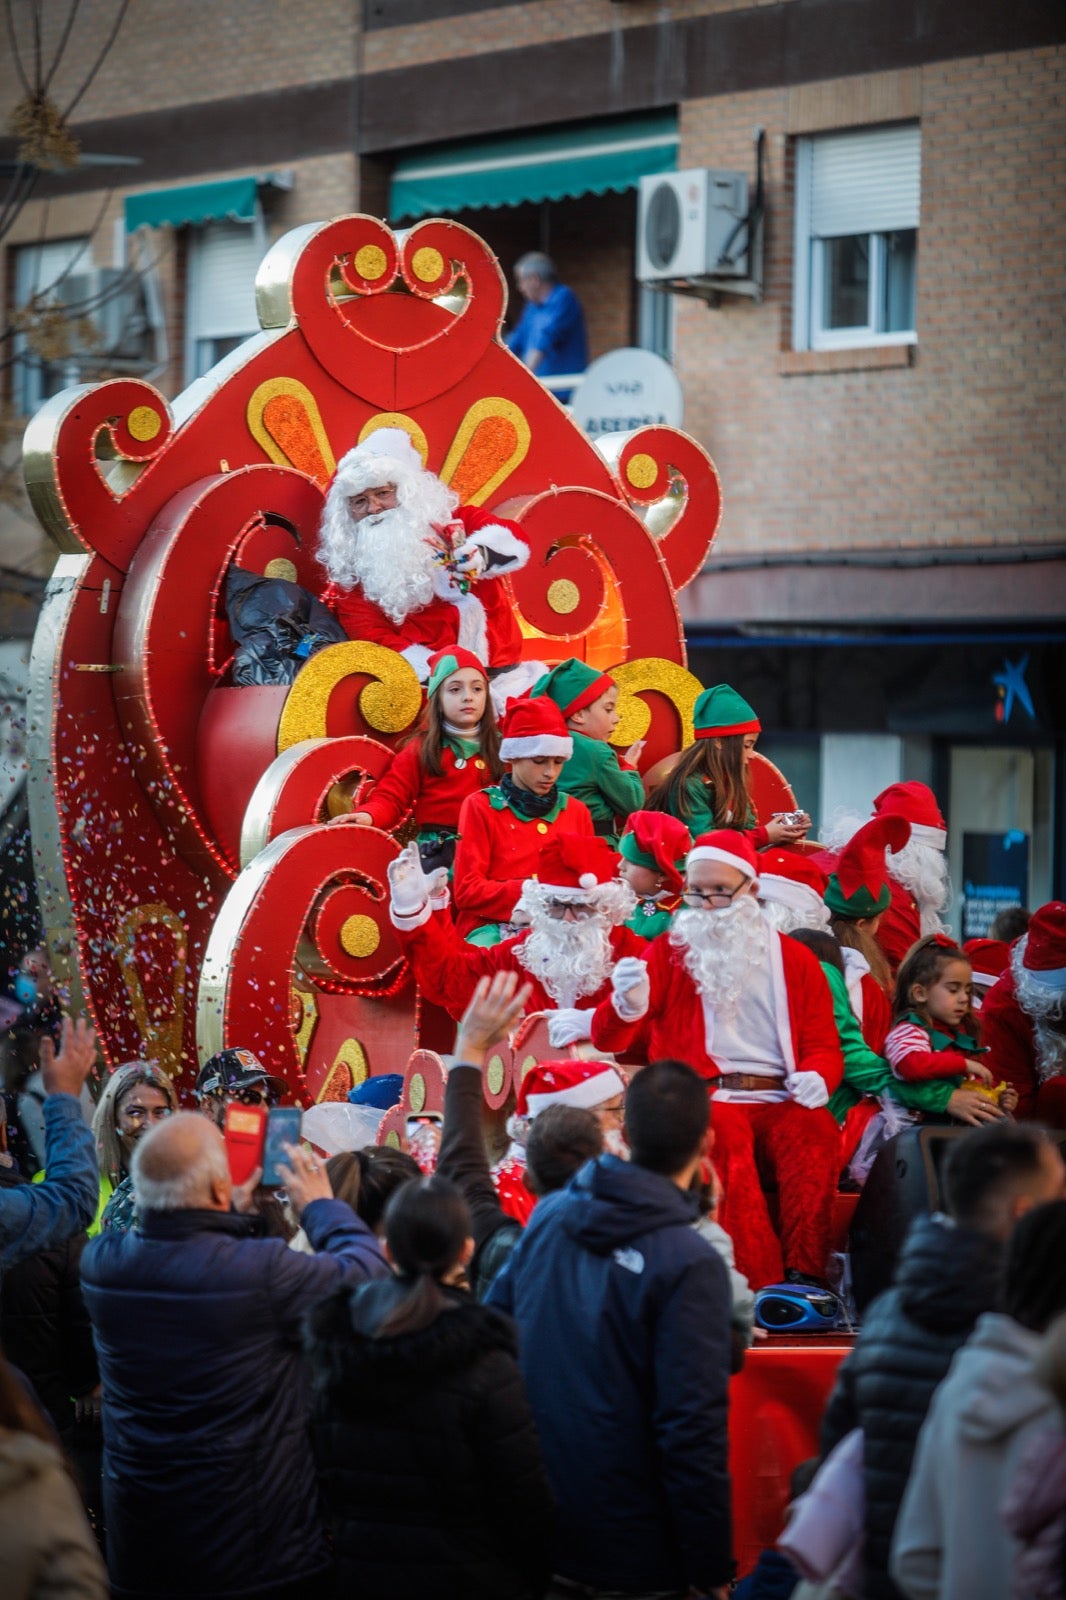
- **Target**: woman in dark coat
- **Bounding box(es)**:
[305,1173,553,1600]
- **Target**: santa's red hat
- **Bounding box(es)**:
[758,849,829,921]
[619,812,691,897]
[1021,902,1066,993]
[516,1059,624,1119]
[537,834,619,894]
[963,938,1010,988]
[825,815,912,919]
[873,782,947,850]
[425,646,488,698]
[499,696,573,762]
[686,829,759,881]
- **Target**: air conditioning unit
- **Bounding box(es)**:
[55,267,151,361]
[638,168,750,282]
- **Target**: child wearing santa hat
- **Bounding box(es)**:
[617,811,691,940]
[496,1059,627,1225]
[452,696,595,942]
[344,646,502,875]
[532,659,645,845]
[645,683,810,846]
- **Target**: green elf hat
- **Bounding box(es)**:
[619,811,692,896]
[426,646,488,699]
[693,684,761,739]
[824,814,912,919]
[532,658,615,719]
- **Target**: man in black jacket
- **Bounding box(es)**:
[488,1057,734,1600]
[820,1121,1065,1600]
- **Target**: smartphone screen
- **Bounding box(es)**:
[261,1106,303,1188]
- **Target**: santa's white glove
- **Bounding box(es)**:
[387,843,432,918]
[427,868,450,912]
[453,538,487,578]
[788,1071,830,1110]
[611,957,650,1022]
[400,643,433,682]
[547,1008,594,1048]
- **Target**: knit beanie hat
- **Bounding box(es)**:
[693,684,761,740]
[824,815,911,919]
[619,811,691,897]
[499,696,573,761]
[533,658,615,719]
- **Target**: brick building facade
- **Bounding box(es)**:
[2,0,1064,913]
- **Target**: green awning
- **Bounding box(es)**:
[390,112,679,221]
[125,176,259,232]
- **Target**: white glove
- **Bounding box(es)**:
[611,957,650,1021]
[400,643,433,682]
[453,538,487,578]
[547,1008,594,1047]
[789,1070,830,1110]
[427,868,450,912]
[387,842,431,918]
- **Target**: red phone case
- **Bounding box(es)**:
[223,1103,267,1186]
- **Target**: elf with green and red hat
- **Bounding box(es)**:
[645,682,810,847]
[618,811,691,940]
[820,814,912,1054]
[345,646,502,874]
[532,658,645,844]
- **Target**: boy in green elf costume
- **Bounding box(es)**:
[532,659,645,846]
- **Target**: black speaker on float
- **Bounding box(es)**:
[848,1126,966,1312]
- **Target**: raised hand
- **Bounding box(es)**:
[611,956,650,1020]
[387,841,431,916]
[455,971,532,1064]
[40,1015,97,1099]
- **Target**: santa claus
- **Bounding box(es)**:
[756,850,831,936]
[590,828,843,1290]
[316,427,530,680]
[387,832,646,1038]
[495,1059,625,1226]
[822,781,951,974]
[982,902,1066,1126]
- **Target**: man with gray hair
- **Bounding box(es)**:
[81,1112,387,1600]
[506,251,588,402]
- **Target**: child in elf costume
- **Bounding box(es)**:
[884,936,1016,1114]
[645,683,809,846]
[820,815,911,1054]
[347,646,501,874]
[617,811,691,940]
[451,696,595,942]
[532,659,645,845]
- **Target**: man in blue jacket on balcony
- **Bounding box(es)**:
[507,251,589,403]
[488,1057,735,1600]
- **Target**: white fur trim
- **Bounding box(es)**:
[400,643,433,681]
[526,1065,624,1116]
[389,899,434,932]
[464,523,529,572]
[453,591,489,662]
[489,660,547,716]
[909,822,947,849]
[500,734,574,760]
[970,970,1000,989]
[687,844,758,880]
[758,876,828,919]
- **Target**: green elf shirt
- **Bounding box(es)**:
[559,731,645,840]
[625,894,682,942]
[823,965,956,1123]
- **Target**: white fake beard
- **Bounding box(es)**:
[671,894,769,1022]
[759,896,830,935]
[889,838,950,931]
[317,460,457,624]
[517,911,616,1008]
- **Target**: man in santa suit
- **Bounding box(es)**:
[821,782,951,975]
[316,427,530,681]
[495,1059,626,1226]
[590,829,843,1290]
[982,902,1066,1126]
[387,832,647,1035]
[756,850,832,936]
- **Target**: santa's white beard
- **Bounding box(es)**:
[1012,936,1066,1029]
[671,895,769,1021]
[759,896,829,935]
[317,460,458,624]
[517,912,615,1008]
[889,838,950,931]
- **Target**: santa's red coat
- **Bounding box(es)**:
[321,505,529,666]
[394,903,647,1021]
[452,787,595,938]
[590,927,844,1288]
[982,968,1066,1126]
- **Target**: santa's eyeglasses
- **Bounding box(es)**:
[682,883,748,908]
[544,898,598,920]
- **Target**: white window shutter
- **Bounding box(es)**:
[188,221,263,341]
[809,125,920,237]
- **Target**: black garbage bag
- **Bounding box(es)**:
[225,566,348,686]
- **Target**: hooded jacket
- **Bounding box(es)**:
[1001,1423,1066,1600]
[891,1312,1057,1600]
[0,1427,108,1599]
[487,1154,734,1594]
[820,1212,1003,1600]
[305,1277,553,1600]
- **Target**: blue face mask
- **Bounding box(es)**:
[13,973,37,1008]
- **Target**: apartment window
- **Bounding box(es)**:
[793,124,920,352]
[185,218,266,381]
[11,237,92,415]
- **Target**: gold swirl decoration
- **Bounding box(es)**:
[610,658,703,750]
[114,903,188,1075]
[277,642,423,751]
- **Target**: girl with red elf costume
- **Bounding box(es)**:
[451,695,595,943]
[645,683,810,847]
[346,646,502,876]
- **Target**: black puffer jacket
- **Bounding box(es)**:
[820,1213,1003,1600]
[306,1277,553,1600]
